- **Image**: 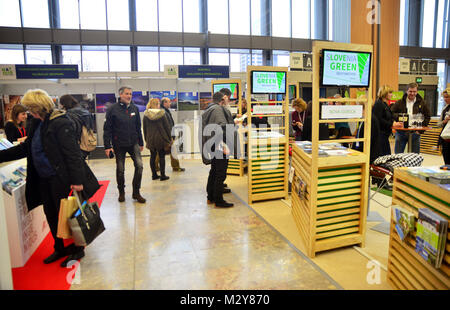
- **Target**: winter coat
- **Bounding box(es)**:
[373,98,395,137]
[103,101,144,149]
[143,108,172,151]
[390,93,431,127]
[0,110,100,211]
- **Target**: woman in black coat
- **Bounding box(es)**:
[4,103,28,143]
[0,89,100,267]
[373,85,402,156]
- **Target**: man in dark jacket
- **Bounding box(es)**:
[103,86,145,203]
[161,97,185,172]
[0,89,100,267]
[391,83,431,154]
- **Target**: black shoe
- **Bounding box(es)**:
[43,251,67,264]
[60,250,85,268]
[215,201,234,208]
[224,183,228,187]
[207,199,215,204]
[160,175,170,181]
[132,193,146,203]
[223,188,231,194]
[173,168,185,172]
[118,191,125,202]
[152,175,160,180]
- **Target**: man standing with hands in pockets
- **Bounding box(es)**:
[104,86,146,203]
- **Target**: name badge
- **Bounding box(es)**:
[131,112,136,116]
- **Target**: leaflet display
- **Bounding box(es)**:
[251,71,286,94]
[321,49,371,87]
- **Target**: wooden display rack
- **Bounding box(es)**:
[211,79,247,176]
[246,66,290,204]
[388,167,450,290]
[290,41,373,258]
[420,118,442,156]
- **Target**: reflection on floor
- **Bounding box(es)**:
[72,151,444,290]
[71,156,339,290]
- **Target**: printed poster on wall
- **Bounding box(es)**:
[149,91,178,111]
[3,95,22,126]
[132,91,149,112]
[96,93,116,113]
[178,92,199,111]
[200,92,212,110]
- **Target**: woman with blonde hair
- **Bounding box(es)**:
[0,89,100,267]
[143,98,172,181]
[5,103,28,143]
[438,88,450,164]
[373,85,402,156]
[291,98,307,141]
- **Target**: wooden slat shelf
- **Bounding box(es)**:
[420,119,442,156]
[387,167,450,290]
[290,41,372,258]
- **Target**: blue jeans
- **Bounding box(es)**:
[114,144,143,193]
[394,131,420,154]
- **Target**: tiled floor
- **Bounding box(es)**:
[70,157,339,290]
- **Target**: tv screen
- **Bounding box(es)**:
[321,49,372,87]
[251,71,287,94]
[213,83,239,99]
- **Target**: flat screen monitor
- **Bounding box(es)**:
[213,83,239,100]
[289,84,297,100]
[321,49,372,87]
[251,71,287,94]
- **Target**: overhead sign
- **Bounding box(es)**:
[290,53,312,71]
[399,58,437,75]
[164,65,178,79]
[178,65,229,79]
[15,64,79,79]
[321,105,363,119]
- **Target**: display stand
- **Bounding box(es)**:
[211,79,247,176]
[290,41,373,257]
[387,167,449,289]
[246,66,290,204]
[420,117,442,155]
[0,180,13,289]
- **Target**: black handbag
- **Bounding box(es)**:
[68,191,105,246]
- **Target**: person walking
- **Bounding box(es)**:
[373,85,403,156]
[0,89,100,267]
[4,103,28,143]
[391,83,431,154]
[103,86,146,203]
[438,88,450,164]
[143,98,172,181]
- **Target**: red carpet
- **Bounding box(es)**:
[11,180,109,290]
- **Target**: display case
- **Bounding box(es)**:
[388,167,449,289]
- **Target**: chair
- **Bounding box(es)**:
[369,164,393,208]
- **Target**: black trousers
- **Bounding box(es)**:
[150,148,166,176]
[443,142,450,165]
[206,158,228,203]
[39,177,83,254]
[113,144,143,193]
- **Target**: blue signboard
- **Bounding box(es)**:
[178,65,229,79]
[15,64,79,79]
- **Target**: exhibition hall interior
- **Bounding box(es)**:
[0,0,449,292]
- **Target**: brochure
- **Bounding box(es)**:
[392,205,415,241]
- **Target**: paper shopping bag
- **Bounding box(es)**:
[440,122,450,142]
[57,196,78,239]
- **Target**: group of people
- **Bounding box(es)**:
[290,82,450,165]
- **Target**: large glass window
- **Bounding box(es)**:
[328,0,334,41]
[292,0,310,39]
[82,45,108,71]
[251,0,262,35]
[136,0,158,31]
[59,0,80,29]
[209,48,229,65]
[107,0,129,31]
[251,49,263,66]
[273,50,290,67]
[421,0,436,47]
[160,47,183,71]
[271,0,290,37]
[21,0,49,28]
[137,46,159,71]
[109,46,131,71]
[0,0,21,27]
[79,0,107,30]
[0,44,24,64]
[184,47,201,65]
[399,0,406,45]
[229,0,250,35]
[159,0,182,32]
[183,0,200,33]
[61,45,82,70]
[436,0,449,48]
[25,45,52,64]
[230,49,251,72]
[208,0,229,34]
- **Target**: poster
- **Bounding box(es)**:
[200,92,212,110]
[3,95,22,125]
[96,93,116,113]
[132,91,149,112]
[149,91,178,110]
[178,92,199,111]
